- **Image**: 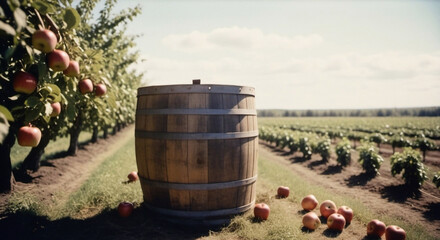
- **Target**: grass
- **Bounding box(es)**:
[50,137,142,220]
[10,131,93,169]
[5,135,438,240]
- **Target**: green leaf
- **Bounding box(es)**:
[24,103,44,123]
[13,8,26,31]
[0,113,9,144]
[0,105,14,121]
[0,20,16,36]
[25,96,41,107]
[63,8,80,30]
[7,0,20,12]
[31,0,54,14]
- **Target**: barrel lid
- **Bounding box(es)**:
[137,81,255,96]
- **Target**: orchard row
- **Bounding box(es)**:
[0,0,142,192]
[259,126,440,190]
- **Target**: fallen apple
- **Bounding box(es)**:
[301,194,319,211]
[320,200,337,218]
[13,71,38,94]
[32,29,57,53]
[118,201,134,218]
[254,203,270,221]
[367,219,386,238]
[327,213,346,232]
[94,83,107,97]
[127,171,139,182]
[17,125,41,147]
[277,186,289,198]
[337,205,353,224]
[63,60,80,77]
[385,225,406,240]
[302,211,321,230]
[50,102,61,117]
[47,49,70,72]
[78,79,94,94]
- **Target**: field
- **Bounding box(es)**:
[1,117,440,239]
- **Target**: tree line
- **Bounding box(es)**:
[258,107,440,117]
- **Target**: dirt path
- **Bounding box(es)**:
[259,141,440,238]
[0,125,134,213]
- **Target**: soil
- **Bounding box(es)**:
[1,128,439,239]
[259,140,440,238]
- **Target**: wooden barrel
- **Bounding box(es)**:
[135,81,258,226]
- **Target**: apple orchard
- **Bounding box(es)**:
[0,0,143,193]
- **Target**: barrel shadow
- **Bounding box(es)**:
[0,205,212,240]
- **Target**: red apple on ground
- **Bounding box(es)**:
[94,83,107,97]
[327,213,346,231]
[32,29,57,53]
[118,201,134,217]
[385,225,406,240]
[337,206,353,224]
[320,200,337,218]
[17,126,41,147]
[302,211,321,230]
[277,186,289,198]
[127,171,139,182]
[78,79,94,94]
[254,203,270,221]
[50,102,61,117]
[301,194,319,211]
[47,49,70,71]
[367,219,386,238]
[13,71,38,94]
[63,60,80,77]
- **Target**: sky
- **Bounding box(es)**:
[98,0,440,110]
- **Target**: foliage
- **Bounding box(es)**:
[433,171,440,189]
[298,137,312,159]
[313,137,331,161]
[369,133,387,148]
[358,142,384,175]
[335,138,351,166]
[390,148,428,189]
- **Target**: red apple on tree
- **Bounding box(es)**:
[63,60,80,77]
[367,219,386,238]
[301,194,319,211]
[327,213,346,231]
[78,79,94,94]
[254,203,270,221]
[47,49,70,72]
[302,211,321,230]
[13,71,38,94]
[320,200,337,218]
[95,83,107,97]
[118,201,134,217]
[337,206,353,224]
[127,171,139,182]
[17,125,41,147]
[50,102,61,117]
[277,186,289,198]
[385,225,406,240]
[32,29,57,53]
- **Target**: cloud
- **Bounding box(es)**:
[162,26,323,51]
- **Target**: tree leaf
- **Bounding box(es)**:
[0,105,14,121]
[25,96,41,107]
[0,20,16,36]
[0,113,9,144]
[63,8,80,30]
[31,0,54,14]
[25,103,44,123]
[13,7,26,31]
